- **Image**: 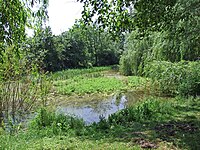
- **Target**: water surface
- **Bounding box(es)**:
[57,94,128,125]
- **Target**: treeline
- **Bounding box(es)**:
[25,24,123,72]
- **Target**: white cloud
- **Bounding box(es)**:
[48,0,83,35]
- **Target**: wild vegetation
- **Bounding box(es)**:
[53,67,147,95]
[0,0,199,149]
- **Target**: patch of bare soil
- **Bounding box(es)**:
[134,138,158,149]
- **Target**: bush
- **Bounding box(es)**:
[144,61,200,96]
[0,45,51,127]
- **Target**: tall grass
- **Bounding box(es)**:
[0,45,51,129]
[107,97,174,126]
[50,66,111,81]
[29,108,85,135]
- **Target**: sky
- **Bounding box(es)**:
[48,0,83,35]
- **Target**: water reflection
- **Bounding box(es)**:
[57,95,127,125]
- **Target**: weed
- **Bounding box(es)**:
[30,108,85,135]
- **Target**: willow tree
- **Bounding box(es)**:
[0,0,49,127]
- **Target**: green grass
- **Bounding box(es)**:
[0,133,141,150]
[1,96,200,149]
[53,69,148,96]
[55,77,124,95]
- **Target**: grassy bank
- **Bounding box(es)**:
[53,67,148,96]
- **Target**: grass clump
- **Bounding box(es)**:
[98,97,175,127]
[126,76,149,89]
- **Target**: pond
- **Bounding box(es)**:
[56,91,143,125]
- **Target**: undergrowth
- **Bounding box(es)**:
[144,61,200,97]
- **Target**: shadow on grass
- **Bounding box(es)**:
[78,101,200,149]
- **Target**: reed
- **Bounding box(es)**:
[0,45,51,129]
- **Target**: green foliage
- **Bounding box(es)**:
[127,76,148,88]
[30,108,85,135]
[119,30,153,76]
[108,97,174,125]
[27,25,122,72]
[68,25,122,67]
[78,0,133,36]
[119,50,133,76]
[144,61,200,96]
[120,18,200,75]
[0,0,48,47]
[166,0,200,61]
[87,0,200,83]
[78,0,178,36]
[0,45,52,127]
[0,45,26,81]
[55,76,123,95]
[0,0,49,127]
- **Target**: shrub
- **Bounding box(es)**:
[0,45,51,127]
[144,61,200,96]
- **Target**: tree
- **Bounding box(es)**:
[78,0,133,36]
[28,26,60,71]
[78,0,178,36]
[0,0,48,47]
[0,0,49,127]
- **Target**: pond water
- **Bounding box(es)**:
[1,91,143,130]
[56,91,142,125]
